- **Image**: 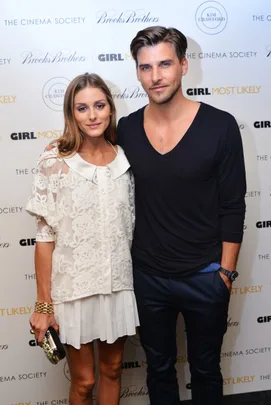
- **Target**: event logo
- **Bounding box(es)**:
[246,190,261,198]
[231,285,263,295]
[0,95,16,104]
[256,221,271,228]
[98,53,132,62]
[253,14,271,22]
[222,347,271,358]
[0,58,11,65]
[0,307,32,316]
[10,132,36,140]
[96,9,159,24]
[221,350,243,358]
[186,51,257,59]
[16,168,36,175]
[254,121,271,128]
[258,253,269,260]
[0,241,10,248]
[38,129,63,139]
[122,361,141,369]
[20,238,36,246]
[0,345,8,350]
[25,273,36,280]
[195,1,228,35]
[11,130,63,141]
[21,50,86,64]
[42,77,70,111]
[257,154,270,162]
[0,372,47,383]
[257,316,271,323]
[63,361,70,381]
[29,339,38,347]
[0,206,23,214]
[223,376,255,385]
[227,318,239,327]
[0,375,16,382]
[120,385,148,398]
[246,347,271,355]
[4,17,86,26]
[186,86,261,96]
[111,86,148,100]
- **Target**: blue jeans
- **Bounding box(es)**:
[133,267,230,405]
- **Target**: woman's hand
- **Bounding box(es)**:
[30,312,59,345]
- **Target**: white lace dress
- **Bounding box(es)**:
[26,146,139,349]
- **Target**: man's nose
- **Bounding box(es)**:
[151,67,162,84]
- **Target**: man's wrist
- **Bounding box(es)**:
[219,267,239,282]
[220,263,236,271]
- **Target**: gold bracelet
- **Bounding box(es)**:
[34,302,54,314]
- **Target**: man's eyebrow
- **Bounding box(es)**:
[138,59,173,68]
[138,63,151,68]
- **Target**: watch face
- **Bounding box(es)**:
[230,271,238,281]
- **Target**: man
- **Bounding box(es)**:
[117,26,246,405]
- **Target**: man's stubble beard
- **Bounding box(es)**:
[148,80,182,105]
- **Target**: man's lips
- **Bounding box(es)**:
[150,85,168,91]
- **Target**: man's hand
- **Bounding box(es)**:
[218,271,232,292]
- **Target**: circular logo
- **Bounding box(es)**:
[63,360,70,381]
[42,77,70,111]
[266,45,271,57]
[195,2,228,35]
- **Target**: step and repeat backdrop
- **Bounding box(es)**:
[0,0,270,404]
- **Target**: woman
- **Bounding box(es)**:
[26,73,139,405]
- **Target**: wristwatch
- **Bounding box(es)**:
[219,267,239,282]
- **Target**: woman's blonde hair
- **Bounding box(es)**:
[58,73,116,156]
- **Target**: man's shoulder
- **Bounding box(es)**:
[201,102,236,125]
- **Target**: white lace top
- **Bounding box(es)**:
[26,146,135,304]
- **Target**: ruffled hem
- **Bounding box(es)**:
[54,290,139,349]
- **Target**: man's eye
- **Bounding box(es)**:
[141,66,150,71]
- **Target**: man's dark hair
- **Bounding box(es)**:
[130,26,188,65]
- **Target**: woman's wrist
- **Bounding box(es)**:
[34,301,54,314]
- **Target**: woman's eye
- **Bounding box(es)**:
[96,103,105,109]
[78,106,87,112]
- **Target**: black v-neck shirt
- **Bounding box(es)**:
[117,102,246,278]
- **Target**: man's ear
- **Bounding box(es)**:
[136,66,141,82]
[181,57,188,76]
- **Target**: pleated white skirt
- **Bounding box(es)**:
[54,290,140,349]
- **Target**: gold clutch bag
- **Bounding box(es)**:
[30,327,66,365]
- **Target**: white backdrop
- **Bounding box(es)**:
[0,0,271,404]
